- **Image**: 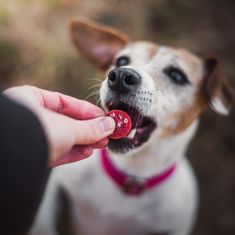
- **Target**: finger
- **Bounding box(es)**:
[32,87,104,119]
[73,116,115,145]
[49,145,93,167]
[92,138,109,148]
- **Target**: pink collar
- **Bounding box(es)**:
[100,149,176,196]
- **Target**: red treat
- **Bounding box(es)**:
[107,110,132,139]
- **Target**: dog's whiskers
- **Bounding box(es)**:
[85,91,100,100]
[87,84,101,92]
[84,77,102,102]
[86,78,103,83]
[96,97,101,106]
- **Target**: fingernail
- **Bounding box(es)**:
[99,117,115,132]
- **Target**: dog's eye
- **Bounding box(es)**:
[115,56,130,67]
[164,67,190,85]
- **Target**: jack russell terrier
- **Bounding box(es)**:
[30,18,233,235]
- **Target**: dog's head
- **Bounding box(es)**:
[70,18,233,154]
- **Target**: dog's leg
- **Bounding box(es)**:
[57,187,76,235]
[29,171,61,235]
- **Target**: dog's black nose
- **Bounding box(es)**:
[108,68,141,93]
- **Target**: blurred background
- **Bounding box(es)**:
[0,0,234,234]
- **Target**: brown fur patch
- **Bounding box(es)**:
[147,43,159,59]
[160,92,208,138]
[70,18,129,71]
[204,57,234,113]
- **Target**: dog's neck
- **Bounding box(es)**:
[109,121,198,178]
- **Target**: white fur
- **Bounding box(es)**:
[30,42,205,235]
[211,97,229,115]
[30,123,198,235]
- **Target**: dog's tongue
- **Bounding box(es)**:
[107,110,132,139]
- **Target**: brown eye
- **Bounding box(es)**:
[115,56,130,67]
[164,67,190,85]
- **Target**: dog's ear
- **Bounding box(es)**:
[70,18,129,71]
[204,57,234,115]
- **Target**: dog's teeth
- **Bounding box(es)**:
[127,129,136,139]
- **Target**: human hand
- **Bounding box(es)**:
[3,85,115,167]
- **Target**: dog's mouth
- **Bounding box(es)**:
[107,101,157,153]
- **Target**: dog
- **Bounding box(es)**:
[30,18,233,235]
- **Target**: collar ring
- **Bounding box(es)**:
[123,176,147,195]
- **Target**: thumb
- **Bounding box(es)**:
[73,116,115,145]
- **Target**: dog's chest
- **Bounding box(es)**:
[58,153,197,235]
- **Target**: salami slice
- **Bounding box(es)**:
[107,110,132,139]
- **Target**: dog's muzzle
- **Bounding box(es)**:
[104,68,156,153]
[108,68,141,95]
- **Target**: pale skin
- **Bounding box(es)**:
[3,85,115,167]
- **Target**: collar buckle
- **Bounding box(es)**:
[123,176,147,195]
